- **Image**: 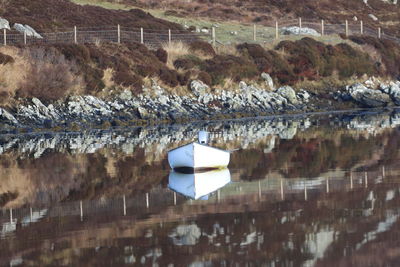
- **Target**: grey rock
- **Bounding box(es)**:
[119,90,133,101]
[261,73,274,90]
[239,81,247,91]
[389,82,400,105]
[297,90,310,103]
[13,23,42,38]
[349,83,390,107]
[0,108,18,124]
[190,80,209,97]
[0,17,10,30]
[277,86,298,105]
[281,26,320,36]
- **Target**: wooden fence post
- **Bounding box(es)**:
[299,17,302,30]
[345,20,349,37]
[212,27,216,46]
[321,19,324,35]
[74,26,77,44]
[24,31,27,45]
[80,201,83,221]
[168,29,171,44]
[378,27,381,39]
[275,21,279,39]
[117,24,120,43]
[140,27,144,44]
[123,195,126,216]
[360,20,364,35]
[253,24,256,41]
[3,29,6,46]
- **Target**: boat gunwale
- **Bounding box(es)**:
[167,142,230,154]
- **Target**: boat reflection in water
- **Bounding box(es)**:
[168,168,231,200]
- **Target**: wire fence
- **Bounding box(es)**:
[0,18,399,49]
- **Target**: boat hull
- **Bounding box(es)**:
[168,142,230,169]
[168,168,231,199]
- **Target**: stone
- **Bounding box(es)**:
[119,90,133,101]
[297,90,311,103]
[369,14,378,21]
[0,17,10,30]
[389,82,400,105]
[261,73,274,90]
[190,80,209,97]
[276,86,298,105]
[281,26,321,36]
[349,83,391,107]
[13,23,42,38]
[0,108,18,124]
[239,81,247,91]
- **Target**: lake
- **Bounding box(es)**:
[1,109,400,266]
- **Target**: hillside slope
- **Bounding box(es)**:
[117,0,400,35]
[0,0,184,31]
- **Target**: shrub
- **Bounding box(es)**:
[113,72,143,92]
[136,64,158,77]
[159,68,179,87]
[189,41,216,56]
[155,48,168,63]
[203,54,259,85]
[197,71,212,86]
[174,58,195,70]
[178,71,192,86]
[0,52,14,65]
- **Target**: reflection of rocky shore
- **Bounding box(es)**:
[1,109,400,158]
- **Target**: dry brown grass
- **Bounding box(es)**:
[162,41,190,69]
[0,46,84,103]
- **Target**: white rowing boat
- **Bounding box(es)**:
[168,142,230,170]
[168,168,231,200]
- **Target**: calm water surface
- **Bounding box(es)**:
[2,110,400,266]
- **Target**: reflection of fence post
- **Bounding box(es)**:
[253,24,256,41]
[24,31,27,45]
[123,195,126,216]
[275,21,279,39]
[345,20,349,37]
[350,172,353,189]
[360,20,364,35]
[9,208,12,223]
[74,26,77,44]
[364,172,368,188]
[304,184,308,201]
[212,27,216,46]
[168,29,171,44]
[378,27,381,39]
[30,207,33,222]
[80,201,83,221]
[140,27,144,44]
[3,29,6,46]
[117,24,120,43]
[321,19,324,36]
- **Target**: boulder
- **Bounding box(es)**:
[281,26,320,36]
[13,23,43,38]
[349,83,391,107]
[119,89,133,101]
[239,81,247,91]
[276,86,298,105]
[297,89,310,103]
[389,82,400,105]
[0,18,10,30]
[261,72,274,90]
[0,108,18,124]
[190,80,209,97]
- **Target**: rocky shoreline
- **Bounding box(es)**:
[1,75,400,134]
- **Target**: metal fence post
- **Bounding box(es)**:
[140,27,143,44]
[168,29,171,44]
[117,24,121,43]
[378,27,381,39]
[253,24,256,41]
[275,21,279,39]
[74,26,77,44]
[321,19,324,36]
[24,31,27,45]
[3,29,6,46]
[345,20,349,37]
[360,20,364,35]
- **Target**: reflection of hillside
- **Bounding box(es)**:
[2,111,400,208]
[1,170,400,266]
